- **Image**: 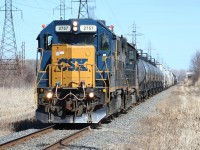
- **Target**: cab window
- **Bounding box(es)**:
[44,34,53,50]
[100,33,109,50]
[129,50,135,60]
[57,33,95,45]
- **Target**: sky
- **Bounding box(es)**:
[0,0,200,70]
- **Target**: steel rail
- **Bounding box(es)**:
[43,126,91,150]
[0,124,55,150]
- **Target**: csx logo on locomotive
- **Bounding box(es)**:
[58,58,88,71]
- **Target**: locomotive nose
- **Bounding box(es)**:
[51,44,96,88]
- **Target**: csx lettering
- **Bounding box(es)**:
[58,58,88,71]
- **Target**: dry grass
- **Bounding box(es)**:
[129,85,200,150]
[0,60,37,137]
[0,86,36,137]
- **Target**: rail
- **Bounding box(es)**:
[0,125,55,150]
[43,126,91,150]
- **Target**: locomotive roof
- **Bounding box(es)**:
[37,18,116,38]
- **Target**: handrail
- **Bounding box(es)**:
[34,48,44,105]
[95,56,111,103]
[35,58,111,103]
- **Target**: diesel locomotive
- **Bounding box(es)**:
[35,18,173,123]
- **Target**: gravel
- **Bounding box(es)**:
[9,130,78,150]
[65,87,174,150]
[0,129,39,145]
[0,87,174,150]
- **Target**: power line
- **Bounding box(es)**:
[14,1,52,10]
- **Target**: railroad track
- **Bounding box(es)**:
[43,126,91,150]
[0,124,55,150]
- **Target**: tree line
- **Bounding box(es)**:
[190,50,200,83]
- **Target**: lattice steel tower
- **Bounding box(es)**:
[72,0,95,19]
[60,0,66,19]
[78,0,89,18]
[54,0,66,20]
[0,0,22,72]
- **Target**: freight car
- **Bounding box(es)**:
[156,64,175,88]
[35,18,174,123]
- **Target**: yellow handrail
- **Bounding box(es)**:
[35,57,111,103]
[34,48,44,105]
[95,56,111,103]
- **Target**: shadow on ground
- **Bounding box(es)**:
[11,118,51,132]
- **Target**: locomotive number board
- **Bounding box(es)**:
[80,25,97,32]
[55,25,71,32]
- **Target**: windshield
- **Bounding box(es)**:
[57,33,95,45]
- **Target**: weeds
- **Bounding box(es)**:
[133,85,200,149]
[0,60,36,137]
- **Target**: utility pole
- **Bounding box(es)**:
[71,0,95,19]
[0,0,24,75]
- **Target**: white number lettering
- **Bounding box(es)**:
[55,25,71,32]
[80,25,97,32]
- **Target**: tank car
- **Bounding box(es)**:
[163,69,174,88]
[137,50,164,98]
[35,18,165,124]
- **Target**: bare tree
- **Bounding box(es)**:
[190,50,200,82]
[0,60,35,87]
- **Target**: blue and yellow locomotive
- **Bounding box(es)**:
[35,18,163,123]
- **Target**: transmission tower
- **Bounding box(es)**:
[148,41,152,56]
[54,0,69,20]
[126,22,143,47]
[71,0,95,19]
[130,23,137,46]
[0,0,23,74]
[20,41,25,69]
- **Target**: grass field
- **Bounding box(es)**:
[133,85,200,149]
[0,86,36,137]
[1,83,200,149]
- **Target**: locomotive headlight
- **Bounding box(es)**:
[73,21,78,26]
[72,21,78,31]
[46,91,53,99]
[73,26,78,31]
[89,92,94,98]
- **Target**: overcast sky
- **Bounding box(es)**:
[0,0,200,70]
